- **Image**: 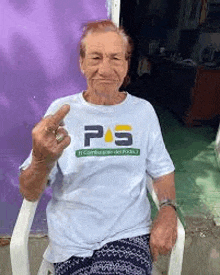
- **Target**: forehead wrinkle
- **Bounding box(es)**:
[84,32,126,55]
[86,42,125,56]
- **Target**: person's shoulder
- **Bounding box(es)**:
[44,92,81,116]
[128,93,155,113]
[50,92,80,107]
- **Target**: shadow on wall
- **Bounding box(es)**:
[9,0,34,14]
[0,0,108,235]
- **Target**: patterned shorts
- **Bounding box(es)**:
[54,234,152,275]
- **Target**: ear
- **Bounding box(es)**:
[79,57,84,74]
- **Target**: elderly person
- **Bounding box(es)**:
[19,20,177,275]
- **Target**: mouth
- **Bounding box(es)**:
[96,79,116,82]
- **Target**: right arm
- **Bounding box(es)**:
[19,104,71,202]
[19,160,54,202]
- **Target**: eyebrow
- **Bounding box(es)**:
[89,52,123,56]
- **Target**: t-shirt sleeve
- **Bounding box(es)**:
[18,99,63,185]
[145,105,175,179]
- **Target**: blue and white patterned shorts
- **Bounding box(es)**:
[54,234,152,275]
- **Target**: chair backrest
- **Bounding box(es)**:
[10,177,185,275]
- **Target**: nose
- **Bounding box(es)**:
[98,58,113,75]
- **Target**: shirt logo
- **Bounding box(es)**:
[84,125,133,146]
[75,125,140,158]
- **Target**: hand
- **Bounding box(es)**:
[32,104,71,168]
[149,206,177,262]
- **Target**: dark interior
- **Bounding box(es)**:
[119,0,220,129]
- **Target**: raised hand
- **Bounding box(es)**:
[32,104,71,167]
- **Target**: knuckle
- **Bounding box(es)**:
[44,115,53,121]
[63,136,71,148]
[57,127,68,135]
[49,150,58,160]
[50,146,58,155]
[32,131,40,142]
[64,129,69,135]
[32,127,38,136]
[45,118,56,128]
[57,128,65,135]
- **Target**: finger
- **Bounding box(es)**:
[163,234,175,253]
[162,232,174,254]
[33,115,54,136]
[55,133,66,143]
[59,120,65,126]
[172,228,178,247]
[55,127,69,143]
[55,126,68,136]
[152,248,159,262]
[51,104,70,128]
[33,115,53,131]
[40,120,66,137]
[36,105,69,135]
[149,239,159,262]
[57,135,71,151]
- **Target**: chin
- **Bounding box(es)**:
[95,85,119,92]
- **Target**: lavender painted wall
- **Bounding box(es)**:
[0,0,109,235]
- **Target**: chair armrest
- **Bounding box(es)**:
[10,198,39,275]
[147,177,185,275]
[168,218,185,275]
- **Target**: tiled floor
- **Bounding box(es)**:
[152,103,220,226]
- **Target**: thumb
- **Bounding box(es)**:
[150,241,159,262]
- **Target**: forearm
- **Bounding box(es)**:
[19,159,54,202]
[153,172,176,203]
[150,172,178,261]
[152,172,177,225]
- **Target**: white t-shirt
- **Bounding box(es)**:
[19,91,175,263]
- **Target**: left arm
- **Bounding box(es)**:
[153,171,176,202]
[149,172,178,262]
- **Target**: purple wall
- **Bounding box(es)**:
[0,0,109,235]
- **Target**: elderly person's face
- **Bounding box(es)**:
[80,31,128,94]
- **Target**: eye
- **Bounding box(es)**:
[93,57,100,60]
[114,58,119,60]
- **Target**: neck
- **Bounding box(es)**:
[83,89,126,105]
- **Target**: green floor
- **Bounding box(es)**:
[150,104,220,227]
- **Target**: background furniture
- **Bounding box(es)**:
[184,66,220,126]
[133,55,220,128]
[131,55,198,121]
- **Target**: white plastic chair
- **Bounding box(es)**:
[10,176,185,275]
[215,123,220,168]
